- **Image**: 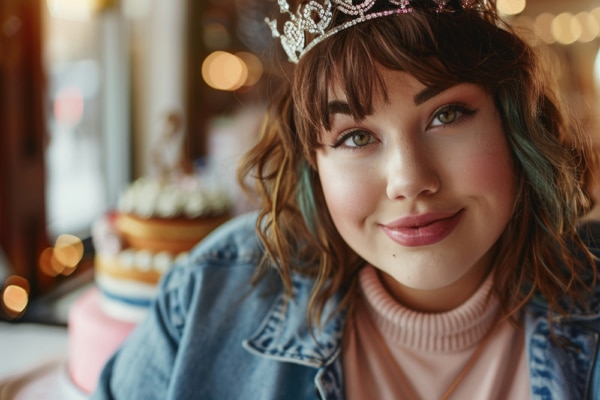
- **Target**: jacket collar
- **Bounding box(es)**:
[524,310,599,399]
[242,272,346,399]
[242,271,345,368]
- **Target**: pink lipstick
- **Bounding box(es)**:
[380,210,463,247]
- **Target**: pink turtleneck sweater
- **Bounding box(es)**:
[343,266,530,399]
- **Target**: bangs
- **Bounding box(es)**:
[293,12,453,143]
[291,8,522,157]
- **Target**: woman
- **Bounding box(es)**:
[93,0,600,398]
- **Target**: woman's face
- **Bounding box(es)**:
[315,69,516,312]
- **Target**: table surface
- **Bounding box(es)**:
[0,322,68,380]
[0,276,92,399]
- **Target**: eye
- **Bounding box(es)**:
[333,129,376,149]
[430,104,475,128]
[437,109,458,124]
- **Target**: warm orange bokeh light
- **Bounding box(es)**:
[3,285,29,313]
[201,51,248,91]
[39,247,60,276]
[53,234,84,268]
[2,275,30,317]
[38,234,84,276]
[236,52,263,87]
[497,0,525,16]
[552,12,581,45]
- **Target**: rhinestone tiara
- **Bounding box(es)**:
[265,0,479,63]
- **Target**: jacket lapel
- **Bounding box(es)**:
[525,311,599,399]
[242,272,346,398]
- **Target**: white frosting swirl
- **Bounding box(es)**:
[118,249,136,270]
[153,251,173,274]
[135,249,154,272]
[117,176,232,219]
[103,248,189,274]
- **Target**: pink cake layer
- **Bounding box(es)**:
[67,287,137,394]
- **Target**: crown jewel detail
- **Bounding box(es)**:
[266,0,473,63]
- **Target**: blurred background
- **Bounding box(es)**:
[1,0,600,344]
[1,0,281,325]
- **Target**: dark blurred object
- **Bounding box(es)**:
[0,0,51,300]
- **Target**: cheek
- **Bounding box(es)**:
[466,154,511,187]
[317,160,376,223]
[457,137,516,203]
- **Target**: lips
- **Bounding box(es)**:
[380,210,464,247]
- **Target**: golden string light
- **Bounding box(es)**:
[509,4,600,46]
[576,12,600,43]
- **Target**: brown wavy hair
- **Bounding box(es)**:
[238,0,599,328]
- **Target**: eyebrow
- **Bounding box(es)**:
[413,86,446,105]
[327,85,448,117]
[327,100,352,116]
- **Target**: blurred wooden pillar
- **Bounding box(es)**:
[0,0,51,297]
[185,0,208,162]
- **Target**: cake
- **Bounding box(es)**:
[67,174,232,395]
[67,288,136,397]
[94,175,231,322]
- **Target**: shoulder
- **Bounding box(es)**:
[174,210,262,275]
[91,213,288,399]
[158,212,272,314]
[189,211,264,265]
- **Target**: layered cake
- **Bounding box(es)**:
[95,175,231,321]
[67,174,232,395]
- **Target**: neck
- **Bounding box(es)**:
[377,254,494,313]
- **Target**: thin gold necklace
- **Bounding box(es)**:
[364,306,500,400]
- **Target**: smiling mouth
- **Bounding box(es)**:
[380,210,464,247]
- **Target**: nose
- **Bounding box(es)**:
[385,140,440,200]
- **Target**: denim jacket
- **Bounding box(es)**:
[93,212,600,399]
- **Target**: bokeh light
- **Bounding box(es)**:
[575,12,600,43]
[38,234,84,277]
[497,0,526,16]
[202,51,248,91]
[235,52,263,87]
[203,23,231,50]
[2,275,30,319]
[522,10,600,46]
[552,12,581,45]
[54,234,84,267]
[534,12,557,45]
[39,247,61,277]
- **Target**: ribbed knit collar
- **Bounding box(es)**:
[359,265,499,352]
